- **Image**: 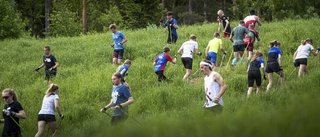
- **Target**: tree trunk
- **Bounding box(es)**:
[82,0,87,35]
[45,0,50,37]
[204,0,207,21]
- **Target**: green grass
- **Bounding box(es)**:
[0,18,320,137]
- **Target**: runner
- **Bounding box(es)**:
[229,20,248,68]
[217,10,231,38]
[244,10,262,28]
[247,51,266,97]
[266,40,284,91]
[205,32,227,69]
[243,24,260,60]
[154,46,177,82]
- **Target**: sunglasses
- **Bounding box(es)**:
[2,96,10,99]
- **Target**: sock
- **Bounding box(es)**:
[232,58,238,65]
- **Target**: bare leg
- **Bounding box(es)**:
[256,86,261,94]
[267,73,273,91]
[112,58,117,65]
[247,87,253,98]
[47,121,58,137]
[117,58,122,64]
[183,69,192,83]
[35,121,46,137]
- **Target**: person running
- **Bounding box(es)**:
[266,40,284,91]
[116,59,132,91]
[154,46,177,82]
[217,10,231,38]
[205,32,227,69]
[247,51,266,97]
[35,83,64,137]
[229,20,249,68]
[200,60,227,114]
[35,46,59,82]
[1,88,26,137]
[244,10,262,28]
[161,11,179,44]
[177,34,201,82]
[244,24,260,60]
[109,24,128,65]
[100,72,134,125]
[293,38,320,77]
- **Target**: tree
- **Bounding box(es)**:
[83,0,87,35]
[0,0,24,39]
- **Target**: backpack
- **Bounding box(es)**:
[244,30,255,44]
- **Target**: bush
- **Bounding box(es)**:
[0,0,25,40]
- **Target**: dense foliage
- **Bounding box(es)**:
[0,18,320,136]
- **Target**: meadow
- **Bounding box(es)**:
[0,18,320,137]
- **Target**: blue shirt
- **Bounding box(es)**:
[111,84,132,116]
[112,31,126,50]
[267,47,282,62]
[154,53,173,72]
[165,18,178,37]
[118,65,129,80]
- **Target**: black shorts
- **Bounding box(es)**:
[167,34,178,44]
[248,70,261,87]
[113,49,124,59]
[233,44,245,52]
[38,114,56,122]
[266,61,281,73]
[295,58,308,66]
[111,116,128,125]
[181,57,193,69]
[155,71,166,82]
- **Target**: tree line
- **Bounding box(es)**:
[0,0,319,39]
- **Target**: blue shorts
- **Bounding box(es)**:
[208,52,217,64]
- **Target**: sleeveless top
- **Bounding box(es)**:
[204,72,223,108]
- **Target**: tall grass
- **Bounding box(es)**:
[0,18,320,136]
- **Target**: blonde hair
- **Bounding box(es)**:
[116,59,132,72]
[46,83,59,97]
[301,38,312,45]
[2,88,18,102]
[217,10,223,15]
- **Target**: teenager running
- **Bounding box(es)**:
[205,32,227,69]
[117,59,132,91]
[200,60,227,114]
[1,88,26,137]
[293,38,320,77]
[154,46,177,82]
[177,34,201,82]
[109,24,128,65]
[247,51,266,97]
[161,11,179,44]
[35,83,64,137]
[35,46,59,82]
[266,40,284,91]
[229,20,249,68]
[244,24,260,60]
[100,72,134,125]
[244,10,262,28]
[217,10,231,38]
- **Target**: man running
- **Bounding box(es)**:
[161,11,179,44]
[177,34,201,82]
[205,32,227,69]
[35,46,59,82]
[154,46,177,82]
[243,24,260,60]
[229,20,248,68]
[109,24,128,65]
[217,10,231,38]
[244,10,262,28]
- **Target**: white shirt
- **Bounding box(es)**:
[38,94,59,115]
[295,44,314,59]
[179,40,198,58]
[204,71,223,108]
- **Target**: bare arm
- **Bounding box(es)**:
[177,48,183,55]
[38,63,45,69]
[205,45,209,57]
[219,44,225,53]
[100,99,115,112]
[195,49,200,55]
[14,110,26,119]
[213,73,227,103]
[293,50,298,60]
[311,50,318,56]
[54,99,62,115]
[115,97,134,109]
[261,64,266,75]
[278,54,282,67]
[224,20,229,32]
[255,16,262,26]
[229,35,233,43]
[53,61,59,69]
[217,21,221,33]
[121,37,128,44]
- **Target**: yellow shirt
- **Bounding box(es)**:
[207,38,222,53]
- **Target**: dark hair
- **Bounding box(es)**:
[239,20,245,25]
[166,11,173,16]
[269,40,280,48]
[213,32,220,38]
[44,46,51,51]
[250,10,255,15]
[2,88,18,102]
[163,46,170,52]
[109,24,116,29]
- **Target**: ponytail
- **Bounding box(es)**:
[46,83,59,97]
[251,51,263,61]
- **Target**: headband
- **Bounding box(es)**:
[200,61,212,68]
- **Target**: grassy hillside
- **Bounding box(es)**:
[0,18,320,137]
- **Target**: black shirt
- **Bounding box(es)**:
[219,15,231,33]
[2,101,24,136]
[43,54,57,70]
